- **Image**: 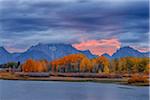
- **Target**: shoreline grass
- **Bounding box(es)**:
[0,72,149,86]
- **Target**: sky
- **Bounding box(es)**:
[0,0,149,56]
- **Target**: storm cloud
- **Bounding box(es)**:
[0,0,149,55]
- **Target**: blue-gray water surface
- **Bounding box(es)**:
[0,80,149,100]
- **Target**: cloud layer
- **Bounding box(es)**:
[73,38,121,55]
[0,0,149,55]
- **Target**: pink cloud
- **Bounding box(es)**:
[73,38,121,56]
[5,47,26,53]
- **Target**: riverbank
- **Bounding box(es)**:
[0,72,149,86]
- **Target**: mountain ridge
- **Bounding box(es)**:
[0,43,96,64]
[102,46,149,59]
[0,45,149,64]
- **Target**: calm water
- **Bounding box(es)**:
[0,80,149,100]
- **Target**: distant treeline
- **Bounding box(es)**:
[2,54,150,74]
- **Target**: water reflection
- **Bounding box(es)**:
[0,80,149,100]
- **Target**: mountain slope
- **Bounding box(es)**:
[0,45,149,64]
[142,52,150,57]
[0,43,96,64]
[26,43,96,60]
[101,53,112,59]
[16,50,51,62]
[112,46,149,58]
[0,47,14,64]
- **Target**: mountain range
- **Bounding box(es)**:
[0,43,149,64]
[102,46,149,59]
[0,43,96,64]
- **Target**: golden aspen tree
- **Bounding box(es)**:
[96,56,110,73]
[80,58,93,72]
[35,61,44,72]
[22,59,35,72]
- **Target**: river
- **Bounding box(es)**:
[0,80,149,100]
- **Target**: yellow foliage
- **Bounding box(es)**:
[128,74,148,84]
[50,54,86,72]
[80,58,93,72]
[95,56,110,73]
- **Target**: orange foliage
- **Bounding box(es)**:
[50,54,110,73]
[128,74,148,84]
[144,63,150,75]
[95,56,109,66]
[80,58,93,72]
[50,54,86,72]
[22,59,48,72]
[95,56,110,73]
[22,59,35,72]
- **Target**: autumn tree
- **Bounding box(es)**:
[91,59,98,73]
[80,58,93,72]
[144,63,150,74]
[40,60,48,72]
[22,59,48,72]
[137,58,149,73]
[110,57,149,74]
[95,56,110,74]
[49,54,87,72]
[22,59,36,72]
[117,58,128,73]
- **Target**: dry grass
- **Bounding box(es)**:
[128,74,149,84]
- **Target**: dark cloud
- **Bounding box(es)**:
[0,0,149,52]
